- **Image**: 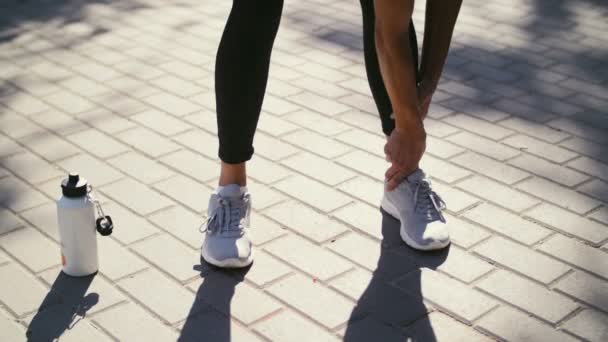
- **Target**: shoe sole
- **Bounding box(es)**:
[380,195,450,251]
[201,249,254,269]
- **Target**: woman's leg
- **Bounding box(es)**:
[215,0,284,185]
[360,0,419,136]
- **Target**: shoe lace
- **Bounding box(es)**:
[199,195,249,235]
[413,179,447,223]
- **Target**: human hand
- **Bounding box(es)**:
[384,123,426,191]
[417,79,437,120]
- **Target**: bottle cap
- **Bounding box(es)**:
[61,172,88,198]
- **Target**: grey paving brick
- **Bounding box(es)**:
[284,110,351,136]
[116,127,181,158]
[173,129,218,160]
[153,175,212,214]
[1,152,63,184]
[147,206,202,249]
[336,110,386,135]
[562,309,608,342]
[443,213,491,249]
[525,204,608,245]
[245,250,291,286]
[252,133,299,161]
[281,152,355,186]
[179,310,264,342]
[498,117,571,144]
[437,246,494,283]
[441,97,509,122]
[262,95,300,116]
[0,112,44,139]
[463,203,551,245]
[248,156,292,184]
[67,129,130,159]
[1,92,50,116]
[560,137,608,164]
[396,268,498,323]
[101,203,160,245]
[509,154,589,187]
[550,119,608,145]
[24,310,112,341]
[92,303,179,342]
[444,114,514,140]
[291,77,350,98]
[568,157,608,182]
[432,182,480,214]
[476,270,578,323]
[183,110,217,135]
[335,129,384,158]
[0,135,22,158]
[295,62,350,82]
[97,237,148,280]
[333,201,383,240]
[59,75,112,97]
[578,179,608,203]
[108,152,174,184]
[273,175,352,213]
[477,306,578,342]
[503,134,577,164]
[282,129,352,159]
[426,135,466,159]
[131,109,193,136]
[0,308,25,342]
[43,90,96,115]
[0,227,59,272]
[329,268,373,301]
[73,61,122,82]
[249,212,288,246]
[19,131,80,162]
[555,271,608,313]
[93,91,150,117]
[452,152,529,185]
[57,154,124,187]
[337,176,383,207]
[267,274,354,329]
[118,268,195,324]
[257,112,299,137]
[100,178,173,216]
[447,131,520,161]
[244,179,286,210]
[263,200,349,243]
[538,234,608,280]
[19,203,60,242]
[406,312,493,342]
[0,263,49,316]
[0,208,24,234]
[589,206,608,225]
[149,75,205,97]
[328,232,385,272]
[475,236,570,283]
[457,176,540,212]
[264,234,352,281]
[159,149,219,183]
[253,309,340,342]
[491,98,557,122]
[338,93,377,114]
[336,148,386,181]
[132,234,200,282]
[143,92,200,117]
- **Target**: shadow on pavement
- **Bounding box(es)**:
[26,271,98,341]
[344,210,449,342]
[178,260,250,342]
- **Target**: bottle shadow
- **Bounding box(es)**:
[26,272,98,341]
[178,260,251,342]
[343,209,449,341]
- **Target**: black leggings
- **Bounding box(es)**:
[216,0,419,164]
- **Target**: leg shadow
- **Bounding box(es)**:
[178,258,251,342]
[344,210,449,341]
[26,272,98,341]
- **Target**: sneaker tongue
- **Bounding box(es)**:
[219,184,242,198]
[406,169,426,183]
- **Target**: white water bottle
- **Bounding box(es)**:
[57,173,113,277]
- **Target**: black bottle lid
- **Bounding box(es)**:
[61,172,88,198]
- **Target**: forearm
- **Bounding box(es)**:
[420,0,463,85]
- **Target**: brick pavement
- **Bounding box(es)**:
[1,0,607,341]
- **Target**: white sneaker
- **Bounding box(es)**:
[201,184,253,268]
[381,169,450,251]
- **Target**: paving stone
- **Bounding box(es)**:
[474,236,570,284]
[0,112,44,139]
[253,309,340,342]
[116,127,181,158]
[295,62,351,82]
[396,268,498,323]
[19,203,60,241]
[498,117,571,144]
[491,98,556,122]
[335,129,385,158]
[100,178,173,216]
[57,154,124,187]
[284,110,351,136]
[337,176,383,207]
[457,176,539,212]
[183,111,217,134]
[263,200,349,243]
[0,208,24,234]
[0,152,63,184]
[267,274,354,329]
[424,117,460,137]
[341,316,407,342]
[192,271,282,324]
[477,306,578,342]
[568,157,608,182]
[99,202,159,245]
[173,129,218,160]
[335,110,385,136]
[444,114,514,139]
[578,179,608,203]
[93,91,150,117]
[1,92,50,116]
[329,268,374,301]
[281,152,355,186]
[25,310,112,342]
[149,75,205,97]
[432,182,480,214]
[248,156,292,184]
[549,118,608,145]
[328,233,383,271]
[0,227,59,272]
[179,310,264,342]
[555,271,608,314]
[562,309,608,342]
[0,263,49,316]
[452,152,529,185]
[509,154,589,187]
[406,312,493,342]
[19,131,80,162]
[73,62,122,82]
[257,112,299,137]
[251,133,299,161]
[0,307,25,342]
[447,131,520,161]
[92,303,179,342]
[143,92,200,117]
[153,175,212,214]
[333,202,383,240]
[336,150,386,182]
[426,135,466,159]
[0,135,22,158]
[132,234,199,282]
[118,269,196,324]
[97,237,148,280]
[148,206,202,249]
[27,110,84,136]
[0,177,51,213]
[437,247,494,283]
[273,175,352,213]
[525,204,608,245]
[537,234,608,280]
[420,155,473,184]
[476,270,578,323]
[159,149,219,183]
[245,250,291,286]
[264,235,352,281]
[441,97,509,122]
[67,129,130,159]
[463,203,551,245]
[502,134,577,164]
[589,206,608,225]
[43,90,96,115]
[131,109,193,136]
[262,95,300,115]
[444,213,492,249]
[249,212,288,246]
[59,75,112,97]
[107,152,173,185]
[560,137,608,164]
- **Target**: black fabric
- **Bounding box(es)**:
[215,0,419,163]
